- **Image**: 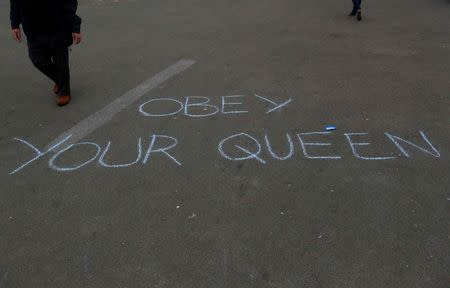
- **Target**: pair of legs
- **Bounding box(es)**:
[350,0,362,20]
[27,34,71,98]
[352,0,362,13]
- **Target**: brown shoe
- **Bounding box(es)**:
[53,84,59,95]
[56,95,71,106]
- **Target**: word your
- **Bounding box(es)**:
[139,94,292,118]
[9,134,181,175]
[9,131,441,174]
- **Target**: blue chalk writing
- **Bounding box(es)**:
[9,134,72,175]
[254,94,292,114]
[184,96,219,118]
[98,137,143,168]
[264,133,294,160]
[49,142,102,172]
[221,95,248,114]
[138,94,292,118]
[218,132,266,164]
[143,135,182,166]
[139,98,184,117]
[344,133,396,160]
[385,131,440,158]
[8,129,443,175]
[296,132,342,159]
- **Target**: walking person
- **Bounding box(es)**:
[10,0,82,106]
[349,0,362,21]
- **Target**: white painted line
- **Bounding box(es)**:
[46,59,196,151]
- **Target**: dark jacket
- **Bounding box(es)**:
[10,0,81,44]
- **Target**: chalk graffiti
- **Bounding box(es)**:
[254,94,292,114]
[218,133,266,164]
[139,94,292,118]
[8,93,444,175]
[9,129,442,174]
[138,98,184,117]
[98,137,143,168]
[10,134,182,175]
[264,133,294,160]
[9,134,72,175]
[297,132,342,159]
[49,142,102,172]
[217,131,441,164]
[344,133,395,160]
[143,135,181,166]
[385,132,440,158]
[221,95,248,114]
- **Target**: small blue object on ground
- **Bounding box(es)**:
[325,125,337,131]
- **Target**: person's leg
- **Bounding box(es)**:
[52,45,71,96]
[27,36,57,83]
[350,0,358,15]
[357,0,362,21]
[51,43,72,106]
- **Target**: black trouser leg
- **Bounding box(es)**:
[352,0,361,11]
[28,39,57,83]
[27,35,71,96]
[52,45,70,96]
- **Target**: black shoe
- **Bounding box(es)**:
[357,9,362,21]
[349,10,357,16]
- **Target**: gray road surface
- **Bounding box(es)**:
[0,0,449,287]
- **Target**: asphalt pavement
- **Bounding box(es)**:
[0,0,449,287]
